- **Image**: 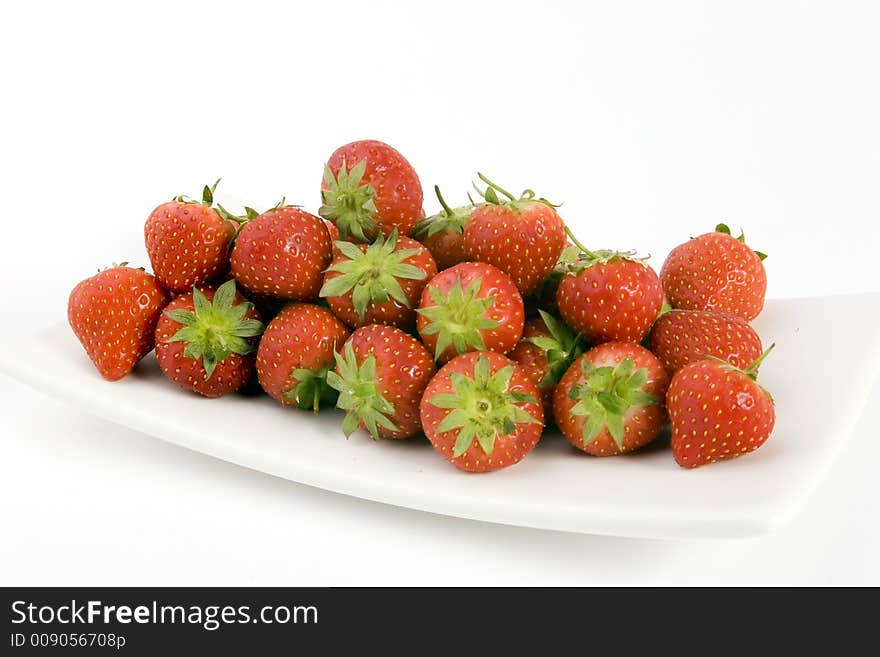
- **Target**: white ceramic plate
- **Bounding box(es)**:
[2,293,879,539]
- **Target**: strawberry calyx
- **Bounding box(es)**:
[413,185,473,239]
[170,179,245,228]
[744,343,775,377]
[164,279,265,381]
[319,158,378,242]
[428,355,541,457]
[525,310,585,388]
[703,343,775,385]
[417,279,501,360]
[318,229,427,321]
[225,200,306,249]
[716,223,768,261]
[472,172,559,211]
[97,261,135,273]
[326,342,397,439]
[567,357,658,450]
[173,178,224,208]
[241,197,303,221]
[533,245,585,294]
[283,365,338,413]
[559,226,648,275]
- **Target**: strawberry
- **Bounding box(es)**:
[463,174,566,295]
[322,218,340,243]
[420,351,543,472]
[413,186,473,270]
[320,139,423,241]
[230,203,331,301]
[668,347,776,468]
[144,180,237,293]
[319,229,437,330]
[529,243,579,317]
[649,309,763,375]
[508,310,584,416]
[327,325,436,440]
[416,262,524,364]
[660,224,768,321]
[68,264,170,381]
[555,244,663,344]
[247,292,290,324]
[256,303,350,410]
[553,342,669,456]
[154,279,264,398]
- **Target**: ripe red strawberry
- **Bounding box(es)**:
[320,139,423,241]
[68,265,170,381]
[650,309,763,374]
[256,303,350,410]
[553,342,669,456]
[556,246,663,344]
[416,262,524,364]
[155,280,264,398]
[319,229,437,329]
[660,224,768,321]
[144,180,237,293]
[420,351,543,472]
[463,174,566,295]
[668,347,776,468]
[529,243,578,316]
[413,186,474,270]
[508,310,584,416]
[230,203,331,301]
[327,325,436,440]
[323,218,340,242]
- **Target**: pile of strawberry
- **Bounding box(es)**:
[68,139,775,472]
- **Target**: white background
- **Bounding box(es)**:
[1,1,878,585]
